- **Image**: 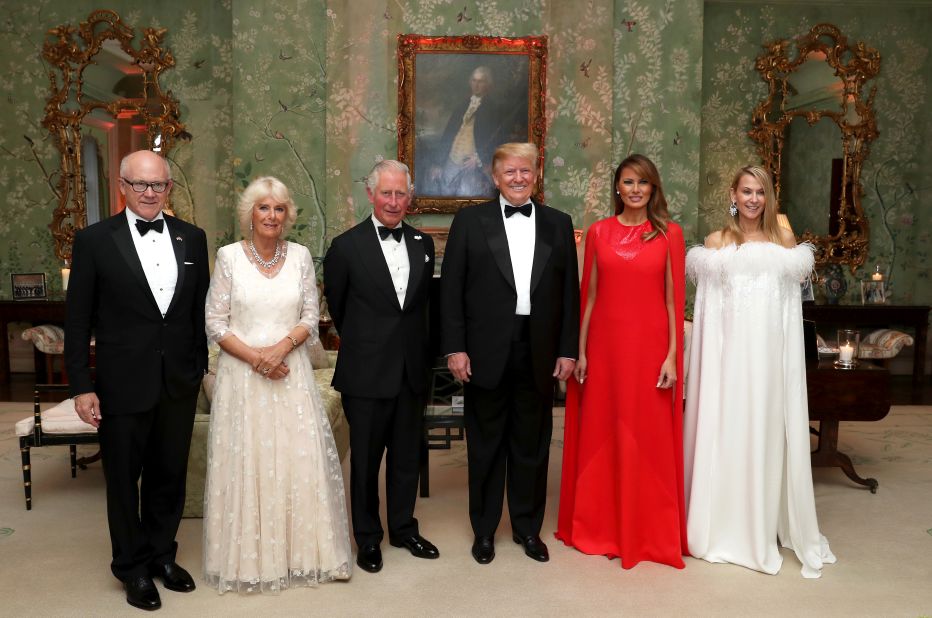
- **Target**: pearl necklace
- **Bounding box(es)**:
[248,240,283,269]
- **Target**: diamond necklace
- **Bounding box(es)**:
[248,239,283,269]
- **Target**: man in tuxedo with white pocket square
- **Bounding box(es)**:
[65,150,209,611]
[324,159,438,574]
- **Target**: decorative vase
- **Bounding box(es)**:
[821,264,848,305]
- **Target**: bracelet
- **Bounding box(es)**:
[287,335,299,349]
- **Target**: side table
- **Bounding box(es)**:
[807,359,891,492]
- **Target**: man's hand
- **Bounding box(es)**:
[447,352,472,383]
[552,357,576,382]
[74,392,101,428]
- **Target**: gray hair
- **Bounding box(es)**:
[237,176,298,238]
[119,150,171,180]
[472,65,493,86]
[365,159,413,193]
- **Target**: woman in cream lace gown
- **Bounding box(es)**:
[203,177,351,593]
[684,166,835,578]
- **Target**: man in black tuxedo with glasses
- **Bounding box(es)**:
[65,150,209,611]
[324,159,438,574]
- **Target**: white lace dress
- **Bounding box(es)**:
[203,241,352,593]
[683,242,836,578]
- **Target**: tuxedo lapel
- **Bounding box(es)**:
[109,214,161,314]
[402,223,425,311]
[529,206,553,295]
[479,202,516,291]
[164,216,186,317]
[352,222,401,309]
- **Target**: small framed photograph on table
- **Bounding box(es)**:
[11,273,48,300]
[860,280,885,305]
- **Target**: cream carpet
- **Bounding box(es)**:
[1,403,931,617]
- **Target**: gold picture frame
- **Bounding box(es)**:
[397,34,548,214]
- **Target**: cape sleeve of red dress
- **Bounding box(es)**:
[556,221,599,541]
[666,222,689,554]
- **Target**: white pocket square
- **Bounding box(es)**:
[424,255,430,263]
[184,261,194,265]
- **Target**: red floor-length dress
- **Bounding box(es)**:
[556,217,688,569]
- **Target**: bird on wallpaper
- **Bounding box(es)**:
[193,59,205,69]
[579,59,592,78]
[673,131,682,146]
[457,6,472,22]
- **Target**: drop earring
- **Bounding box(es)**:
[729,201,738,217]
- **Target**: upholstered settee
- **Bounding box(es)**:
[183,341,349,517]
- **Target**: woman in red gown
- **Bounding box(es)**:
[556,154,687,569]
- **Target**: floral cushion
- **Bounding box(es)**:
[15,398,97,437]
[21,325,65,355]
[859,329,914,359]
[816,330,913,359]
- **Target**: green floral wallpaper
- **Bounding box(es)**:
[0,0,233,296]
[700,1,932,305]
[0,0,929,311]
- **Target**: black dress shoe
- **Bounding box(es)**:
[356,544,383,573]
[125,575,161,611]
[471,536,495,564]
[389,534,439,559]
[513,534,550,562]
[149,562,196,592]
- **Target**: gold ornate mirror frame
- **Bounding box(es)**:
[749,23,880,270]
[43,9,186,261]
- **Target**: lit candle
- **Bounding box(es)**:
[61,267,71,291]
[839,343,854,362]
[871,271,883,281]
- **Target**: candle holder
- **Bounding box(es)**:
[834,329,860,369]
[61,260,71,292]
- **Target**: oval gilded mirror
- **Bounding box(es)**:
[749,23,880,271]
[43,9,187,262]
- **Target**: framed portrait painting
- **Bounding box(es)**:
[397,34,548,213]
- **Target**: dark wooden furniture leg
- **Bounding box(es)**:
[419,435,430,498]
[20,441,32,510]
[811,419,879,493]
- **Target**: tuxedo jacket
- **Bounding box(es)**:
[64,212,210,414]
[440,199,580,394]
[324,219,435,399]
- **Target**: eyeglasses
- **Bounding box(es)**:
[121,178,171,193]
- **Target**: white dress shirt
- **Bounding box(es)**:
[372,214,410,308]
[500,196,536,315]
[126,208,177,317]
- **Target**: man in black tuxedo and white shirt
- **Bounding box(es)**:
[324,159,438,573]
[441,142,579,564]
[65,150,209,611]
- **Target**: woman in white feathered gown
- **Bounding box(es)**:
[683,166,836,578]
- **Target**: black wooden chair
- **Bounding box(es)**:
[15,384,99,510]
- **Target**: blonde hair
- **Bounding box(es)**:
[237,176,298,238]
[721,165,782,245]
[612,154,670,241]
[491,142,539,174]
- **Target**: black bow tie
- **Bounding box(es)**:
[504,203,532,218]
[378,225,403,242]
[135,219,164,236]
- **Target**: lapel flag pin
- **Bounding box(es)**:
[175,236,183,241]
[413,235,421,240]
[424,255,430,263]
